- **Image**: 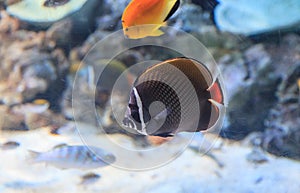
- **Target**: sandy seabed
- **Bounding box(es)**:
[1,123,299,193]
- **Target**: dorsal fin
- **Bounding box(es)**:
[164,0,180,22]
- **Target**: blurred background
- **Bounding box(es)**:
[0,0,299,192]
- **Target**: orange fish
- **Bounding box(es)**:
[122,0,180,39]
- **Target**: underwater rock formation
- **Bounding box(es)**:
[0,30,69,106]
[221,34,300,162]
[96,0,130,31]
[62,31,135,133]
[220,44,281,139]
[0,13,69,130]
[264,63,300,159]
[192,0,218,12]
[262,35,300,159]
[168,3,212,34]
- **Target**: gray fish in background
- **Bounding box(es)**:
[28,145,116,169]
[80,172,101,185]
[123,57,226,137]
[0,141,20,150]
[2,179,55,190]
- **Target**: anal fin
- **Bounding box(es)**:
[150,28,165,37]
[206,99,226,134]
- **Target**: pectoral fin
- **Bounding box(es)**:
[153,108,169,122]
[146,108,169,135]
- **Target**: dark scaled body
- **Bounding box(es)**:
[123,58,226,137]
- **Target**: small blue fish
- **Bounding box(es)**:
[3,180,54,190]
[29,145,116,169]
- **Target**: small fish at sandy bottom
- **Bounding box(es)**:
[122,0,180,39]
[2,179,55,190]
[80,172,101,185]
[122,57,226,137]
[28,145,116,169]
[0,141,20,150]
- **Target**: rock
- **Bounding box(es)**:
[220,33,300,161]
[266,34,300,77]
[0,1,4,9]
[62,61,131,134]
[218,51,246,100]
[263,62,300,159]
[220,44,281,139]
[63,31,133,132]
[0,10,20,33]
[192,0,218,12]
[246,148,269,164]
[96,0,130,31]
[0,105,27,130]
[0,17,70,107]
[45,19,73,49]
[0,100,67,131]
[260,34,300,159]
[214,0,300,35]
[244,44,272,79]
[169,3,212,34]
[0,13,70,131]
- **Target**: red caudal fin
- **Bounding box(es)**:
[206,80,226,133]
[208,81,224,105]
